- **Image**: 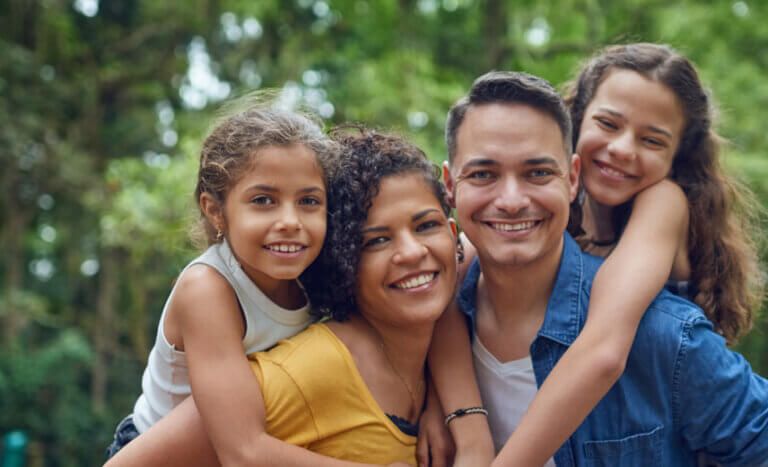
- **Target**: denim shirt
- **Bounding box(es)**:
[457,233,768,466]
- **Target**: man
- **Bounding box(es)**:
[441,71,768,466]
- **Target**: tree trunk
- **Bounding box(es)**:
[1,164,30,342]
[482,0,507,69]
[91,246,119,413]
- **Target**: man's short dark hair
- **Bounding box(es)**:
[445,71,573,162]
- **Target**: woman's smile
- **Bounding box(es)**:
[355,173,457,327]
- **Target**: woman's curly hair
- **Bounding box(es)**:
[301,126,451,321]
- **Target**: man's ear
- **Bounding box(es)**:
[568,153,581,202]
[442,161,456,208]
[199,192,225,233]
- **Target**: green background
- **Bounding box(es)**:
[1,0,767,464]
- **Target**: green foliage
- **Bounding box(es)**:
[2,0,768,463]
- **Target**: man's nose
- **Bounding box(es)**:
[493,176,530,214]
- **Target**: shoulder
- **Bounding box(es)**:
[171,264,237,316]
[632,292,713,356]
[165,263,243,346]
[633,179,688,219]
[252,324,346,376]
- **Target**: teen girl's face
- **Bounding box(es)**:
[222,144,326,291]
[576,69,686,206]
[355,173,457,329]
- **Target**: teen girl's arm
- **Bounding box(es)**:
[427,236,495,467]
[163,265,393,467]
[493,179,689,466]
[416,376,455,467]
[104,387,408,467]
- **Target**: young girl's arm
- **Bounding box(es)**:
[416,376,455,467]
[493,179,689,466]
[105,388,407,467]
[167,266,392,466]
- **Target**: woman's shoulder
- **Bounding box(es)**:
[251,323,346,370]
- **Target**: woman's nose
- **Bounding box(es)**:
[392,232,428,264]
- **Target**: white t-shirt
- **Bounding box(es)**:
[472,332,556,467]
[132,239,314,433]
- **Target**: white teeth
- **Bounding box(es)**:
[267,244,303,252]
[491,221,536,231]
[394,273,436,290]
[601,165,628,178]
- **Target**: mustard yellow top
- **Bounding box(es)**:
[249,323,417,465]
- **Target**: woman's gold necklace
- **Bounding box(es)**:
[378,340,424,419]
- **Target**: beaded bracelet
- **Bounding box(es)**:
[444,406,488,425]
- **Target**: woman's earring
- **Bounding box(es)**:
[216,229,223,241]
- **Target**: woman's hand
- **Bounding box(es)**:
[416,384,455,466]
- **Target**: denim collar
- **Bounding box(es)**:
[457,233,584,346]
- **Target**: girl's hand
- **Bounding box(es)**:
[416,385,455,467]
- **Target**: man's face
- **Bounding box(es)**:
[446,103,579,270]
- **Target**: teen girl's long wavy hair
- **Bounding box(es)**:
[566,43,764,344]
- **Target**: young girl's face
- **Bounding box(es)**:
[221,144,326,289]
[355,173,456,328]
[576,69,686,206]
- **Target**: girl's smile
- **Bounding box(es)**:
[220,144,327,292]
[576,69,685,206]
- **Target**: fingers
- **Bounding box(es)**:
[428,436,455,467]
[416,432,430,466]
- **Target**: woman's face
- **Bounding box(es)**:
[576,69,686,206]
[355,172,457,329]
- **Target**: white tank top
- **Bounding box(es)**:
[132,239,314,433]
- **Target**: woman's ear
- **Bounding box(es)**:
[200,192,225,234]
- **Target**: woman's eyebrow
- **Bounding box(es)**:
[361,225,388,234]
[412,209,440,221]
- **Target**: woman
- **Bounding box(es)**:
[106,127,458,467]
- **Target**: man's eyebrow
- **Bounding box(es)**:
[412,209,440,221]
[459,158,499,171]
[523,156,561,167]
